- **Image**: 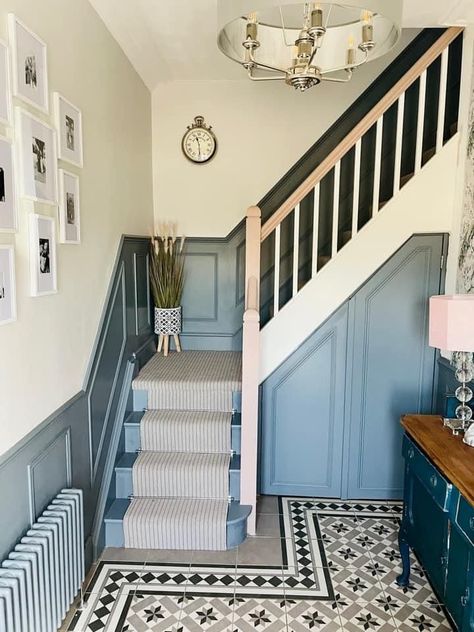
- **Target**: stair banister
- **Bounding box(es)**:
[241,206,261,536]
[260,26,463,242]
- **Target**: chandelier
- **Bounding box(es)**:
[217,0,403,92]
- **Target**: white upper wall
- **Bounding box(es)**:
[152,31,418,237]
[0,0,153,455]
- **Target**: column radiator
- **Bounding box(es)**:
[0,488,84,632]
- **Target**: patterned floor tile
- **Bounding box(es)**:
[337,601,398,631]
[179,595,234,631]
[231,598,288,632]
[285,598,343,631]
[68,497,451,632]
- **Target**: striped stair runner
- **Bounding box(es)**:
[124,351,241,551]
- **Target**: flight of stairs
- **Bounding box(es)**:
[103,351,251,550]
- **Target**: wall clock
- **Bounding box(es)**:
[182,116,217,164]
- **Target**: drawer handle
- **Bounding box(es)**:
[408,448,415,459]
[430,474,438,488]
[469,517,474,531]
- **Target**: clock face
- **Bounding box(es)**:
[182,127,217,163]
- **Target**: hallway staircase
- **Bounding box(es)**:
[104,351,251,550]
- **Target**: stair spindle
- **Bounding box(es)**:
[372,117,384,215]
[331,162,341,257]
[292,204,300,297]
[415,70,427,174]
[393,93,405,195]
[436,48,449,153]
[352,140,362,236]
[273,224,281,317]
[311,184,320,278]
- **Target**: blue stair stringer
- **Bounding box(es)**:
[104,388,251,549]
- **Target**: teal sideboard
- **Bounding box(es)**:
[398,415,474,631]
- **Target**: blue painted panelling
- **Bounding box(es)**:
[0,236,154,569]
[260,234,446,501]
[345,234,445,499]
[260,305,348,497]
[180,225,245,351]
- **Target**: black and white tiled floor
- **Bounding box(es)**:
[68,498,454,631]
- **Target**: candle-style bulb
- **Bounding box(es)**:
[347,35,356,66]
[246,12,258,41]
[361,10,373,25]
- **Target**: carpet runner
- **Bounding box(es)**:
[124,351,241,551]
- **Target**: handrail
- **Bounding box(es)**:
[261,26,463,242]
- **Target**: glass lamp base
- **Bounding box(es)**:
[443,417,471,435]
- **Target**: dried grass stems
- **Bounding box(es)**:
[150,225,185,309]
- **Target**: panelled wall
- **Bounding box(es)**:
[0,237,154,565]
[260,235,447,500]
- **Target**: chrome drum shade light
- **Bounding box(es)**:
[217,0,403,91]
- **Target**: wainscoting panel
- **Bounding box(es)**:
[344,234,445,499]
[260,305,348,496]
[180,225,245,351]
[0,236,154,568]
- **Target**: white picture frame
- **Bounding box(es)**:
[8,14,49,113]
[53,93,83,167]
[0,135,17,232]
[0,245,16,324]
[16,107,58,205]
[58,169,80,244]
[0,39,12,126]
[29,213,57,296]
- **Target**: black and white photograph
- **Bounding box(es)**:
[16,108,57,204]
[0,245,16,325]
[59,169,81,244]
[0,39,12,125]
[53,92,83,167]
[8,14,48,112]
[29,214,57,296]
[39,238,50,273]
[0,136,17,232]
[32,136,46,183]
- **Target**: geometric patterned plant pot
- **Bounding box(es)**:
[154,306,182,335]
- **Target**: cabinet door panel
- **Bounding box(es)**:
[445,527,470,630]
[260,305,348,496]
[345,235,444,499]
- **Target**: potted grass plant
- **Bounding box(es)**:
[150,224,185,356]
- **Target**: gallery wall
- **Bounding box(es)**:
[151,31,419,238]
[0,0,154,455]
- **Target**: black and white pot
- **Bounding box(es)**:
[154,306,182,335]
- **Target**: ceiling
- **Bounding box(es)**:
[88,0,474,90]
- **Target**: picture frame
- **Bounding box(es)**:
[0,39,12,126]
[8,14,49,113]
[0,135,17,232]
[29,213,57,296]
[0,245,16,324]
[58,169,80,244]
[16,107,58,205]
[53,93,83,167]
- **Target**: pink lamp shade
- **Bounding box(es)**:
[429,294,474,352]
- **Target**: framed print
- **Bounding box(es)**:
[0,245,16,324]
[53,93,83,167]
[0,136,17,232]
[58,169,80,244]
[16,108,58,204]
[8,14,49,113]
[29,213,57,296]
[0,40,12,125]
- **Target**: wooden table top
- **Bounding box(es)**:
[402,414,474,507]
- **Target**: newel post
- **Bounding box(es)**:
[241,205,261,536]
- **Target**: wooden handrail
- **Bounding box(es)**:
[261,26,463,242]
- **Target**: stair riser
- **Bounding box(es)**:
[116,467,241,501]
[133,389,242,413]
[124,424,242,455]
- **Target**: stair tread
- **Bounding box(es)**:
[105,498,130,522]
[124,411,145,426]
[133,351,242,388]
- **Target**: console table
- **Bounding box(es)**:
[398,414,474,631]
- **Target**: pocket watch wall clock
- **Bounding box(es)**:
[182,115,217,164]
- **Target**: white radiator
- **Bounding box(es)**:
[0,488,84,632]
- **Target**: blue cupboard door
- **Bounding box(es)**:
[260,304,348,497]
[344,234,445,499]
